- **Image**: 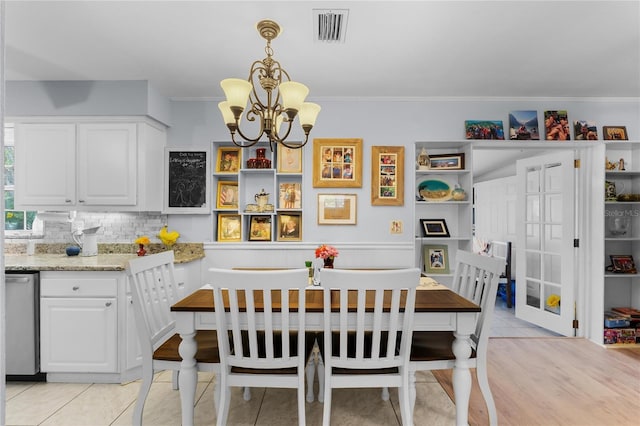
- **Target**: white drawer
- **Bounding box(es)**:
[41,278,118,297]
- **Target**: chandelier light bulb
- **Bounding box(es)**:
[299,102,321,128]
[279,81,309,112]
[220,78,252,110]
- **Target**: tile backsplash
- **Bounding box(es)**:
[7,212,168,244]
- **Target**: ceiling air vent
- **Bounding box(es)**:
[313,9,349,43]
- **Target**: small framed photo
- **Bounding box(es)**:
[609,255,637,274]
[217,214,241,242]
[277,143,303,173]
[249,216,271,241]
[464,120,505,140]
[603,126,628,141]
[278,183,301,209]
[277,213,302,241]
[420,219,450,237]
[428,153,465,170]
[216,181,238,209]
[216,147,241,173]
[423,245,450,275]
[317,193,357,225]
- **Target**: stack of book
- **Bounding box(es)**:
[603,307,640,344]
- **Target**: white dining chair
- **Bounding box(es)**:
[209,267,310,426]
[319,268,420,426]
[127,251,220,426]
[409,249,504,426]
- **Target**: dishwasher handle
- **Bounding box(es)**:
[5,276,32,284]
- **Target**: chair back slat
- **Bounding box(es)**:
[127,251,182,356]
[321,268,420,370]
[209,268,308,370]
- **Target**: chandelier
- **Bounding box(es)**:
[218,19,321,150]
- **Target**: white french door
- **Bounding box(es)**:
[515,151,576,336]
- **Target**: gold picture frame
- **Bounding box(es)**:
[313,138,362,188]
[215,147,241,173]
[277,143,303,173]
[216,181,238,209]
[317,193,357,225]
[371,146,404,206]
[217,214,241,242]
[277,213,302,241]
[248,216,272,241]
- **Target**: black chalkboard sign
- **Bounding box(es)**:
[165,149,210,213]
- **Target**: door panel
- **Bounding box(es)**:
[516,151,575,336]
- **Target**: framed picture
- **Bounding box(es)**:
[216,181,238,209]
[420,219,450,237]
[277,213,302,241]
[217,214,241,242]
[573,120,598,140]
[544,110,570,140]
[428,153,465,170]
[278,182,301,209]
[317,193,357,225]
[464,120,505,140]
[215,147,241,173]
[277,143,303,173]
[508,110,540,140]
[609,255,637,274]
[164,148,211,214]
[248,216,271,241]
[423,245,450,275]
[603,126,628,141]
[371,146,404,206]
[313,138,363,188]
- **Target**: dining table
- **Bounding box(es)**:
[170,278,480,426]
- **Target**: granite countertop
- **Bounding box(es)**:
[4,243,205,272]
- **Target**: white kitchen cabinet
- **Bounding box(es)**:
[40,273,119,374]
[15,118,165,212]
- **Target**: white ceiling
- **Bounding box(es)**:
[3,1,639,179]
[4,0,640,100]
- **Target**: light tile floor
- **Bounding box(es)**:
[6,296,554,425]
[5,370,456,425]
[490,296,562,337]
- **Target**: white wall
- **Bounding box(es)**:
[167,97,640,243]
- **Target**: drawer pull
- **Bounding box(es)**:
[72,286,80,291]
[105,301,112,307]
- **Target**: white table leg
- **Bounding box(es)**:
[177,328,198,426]
[452,331,473,426]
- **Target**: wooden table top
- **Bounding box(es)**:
[171,288,480,313]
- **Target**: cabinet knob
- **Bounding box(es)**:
[65,199,72,203]
[78,199,85,203]
[105,301,112,307]
[72,286,80,291]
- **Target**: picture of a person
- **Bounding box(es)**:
[280,216,300,239]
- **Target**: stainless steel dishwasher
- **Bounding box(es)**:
[5,271,44,380]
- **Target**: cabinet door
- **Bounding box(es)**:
[77,123,137,205]
[125,294,142,371]
[15,123,76,207]
[40,297,118,373]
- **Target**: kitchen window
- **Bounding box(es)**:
[4,123,37,233]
